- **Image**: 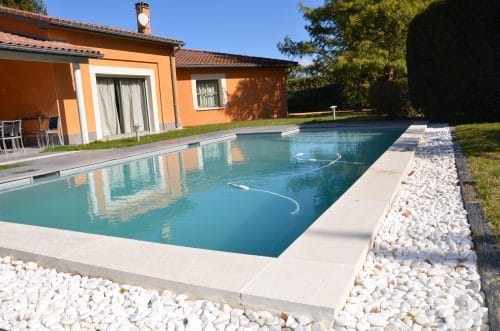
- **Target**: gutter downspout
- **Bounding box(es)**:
[169,48,181,129]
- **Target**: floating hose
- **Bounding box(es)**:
[227,152,346,216]
[292,152,364,165]
[241,152,343,185]
[291,152,342,176]
[228,182,300,215]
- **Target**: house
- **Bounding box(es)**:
[175,49,294,126]
[0,3,181,145]
[0,3,295,145]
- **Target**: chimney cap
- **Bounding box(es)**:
[135,2,149,9]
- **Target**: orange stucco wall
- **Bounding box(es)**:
[0,60,59,120]
[46,28,177,137]
[0,15,176,144]
[0,13,290,144]
[176,67,288,126]
[0,60,78,138]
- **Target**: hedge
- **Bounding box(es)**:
[369,78,415,118]
[287,83,345,113]
[407,0,500,121]
[286,76,333,94]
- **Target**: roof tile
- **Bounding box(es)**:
[0,5,183,46]
[175,49,297,68]
[0,31,102,57]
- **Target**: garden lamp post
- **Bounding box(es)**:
[132,124,141,142]
[330,105,338,120]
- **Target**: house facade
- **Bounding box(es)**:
[0,3,294,144]
[175,49,293,126]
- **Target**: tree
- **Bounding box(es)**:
[279,0,434,106]
[407,0,500,121]
[0,0,47,14]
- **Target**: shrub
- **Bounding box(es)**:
[368,78,415,118]
[286,76,371,112]
[407,0,500,121]
[286,76,333,94]
[343,80,370,111]
[287,83,345,113]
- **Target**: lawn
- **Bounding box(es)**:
[0,163,27,170]
[44,112,378,152]
[455,122,499,244]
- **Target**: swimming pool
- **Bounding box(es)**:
[0,128,404,257]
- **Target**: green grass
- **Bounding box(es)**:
[0,163,27,170]
[455,122,499,244]
[44,112,379,152]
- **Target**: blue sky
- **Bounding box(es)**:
[43,0,323,64]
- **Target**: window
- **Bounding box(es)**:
[96,77,149,137]
[90,66,160,140]
[196,80,220,108]
[191,74,227,110]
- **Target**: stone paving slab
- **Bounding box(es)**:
[240,259,356,321]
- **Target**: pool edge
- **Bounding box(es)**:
[241,121,427,320]
[0,121,427,323]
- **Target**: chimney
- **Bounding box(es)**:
[135,2,151,34]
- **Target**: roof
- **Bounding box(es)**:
[0,31,102,58]
[0,5,184,47]
[175,49,297,68]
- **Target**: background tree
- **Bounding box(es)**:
[279,0,434,107]
[407,0,499,121]
[0,0,47,14]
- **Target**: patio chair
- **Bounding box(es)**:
[21,113,42,148]
[40,115,64,146]
[0,120,25,155]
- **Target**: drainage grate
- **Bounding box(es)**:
[188,142,201,147]
[31,172,61,184]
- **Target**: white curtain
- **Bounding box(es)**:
[107,166,125,190]
[118,79,148,133]
[196,80,219,108]
[97,79,120,136]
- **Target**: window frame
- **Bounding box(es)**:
[96,77,151,136]
[89,66,160,141]
[190,74,227,111]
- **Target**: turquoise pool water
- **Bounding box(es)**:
[0,128,404,257]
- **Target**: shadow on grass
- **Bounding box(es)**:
[455,123,500,157]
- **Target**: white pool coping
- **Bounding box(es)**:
[0,122,426,322]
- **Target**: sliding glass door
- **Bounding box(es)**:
[97,77,149,137]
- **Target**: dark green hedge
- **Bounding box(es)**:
[286,76,333,94]
[407,0,500,121]
[369,78,415,119]
[287,84,345,113]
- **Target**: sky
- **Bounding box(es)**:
[43,0,324,65]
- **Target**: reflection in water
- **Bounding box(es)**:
[87,140,238,223]
[0,129,405,256]
[88,154,179,222]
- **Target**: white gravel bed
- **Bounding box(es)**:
[0,124,488,331]
[334,125,488,330]
[0,254,315,331]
